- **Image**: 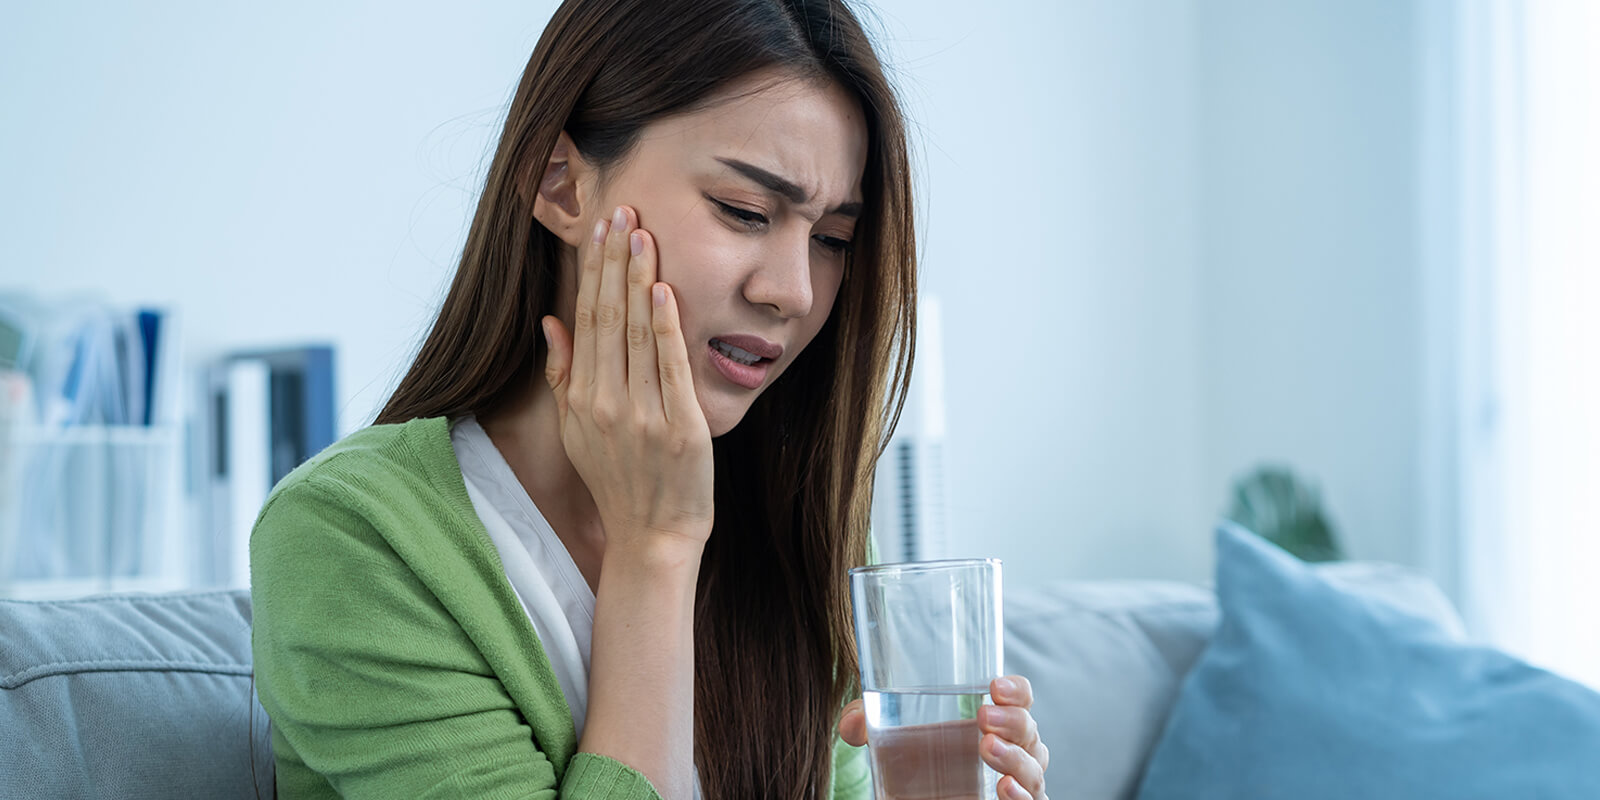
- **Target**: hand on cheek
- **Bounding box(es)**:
[540,205,715,546]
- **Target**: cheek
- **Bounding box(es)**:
[819,264,845,313]
[646,213,725,291]
[648,221,747,353]
[781,265,845,364]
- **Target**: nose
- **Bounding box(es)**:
[743,232,814,319]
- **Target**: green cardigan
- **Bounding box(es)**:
[250,416,871,798]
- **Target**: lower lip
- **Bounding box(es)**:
[707,343,770,390]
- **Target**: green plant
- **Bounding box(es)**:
[1224,465,1343,562]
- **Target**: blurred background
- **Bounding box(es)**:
[1,0,1594,686]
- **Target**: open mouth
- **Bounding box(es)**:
[710,338,771,367]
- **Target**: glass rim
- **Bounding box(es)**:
[847,557,1000,577]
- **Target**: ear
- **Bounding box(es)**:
[532,131,595,247]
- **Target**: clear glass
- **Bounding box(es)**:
[850,558,1002,800]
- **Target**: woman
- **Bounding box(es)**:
[249,0,1049,797]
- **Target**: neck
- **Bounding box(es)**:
[478,369,608,576]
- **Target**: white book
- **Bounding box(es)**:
[116,312,145,431]
[225,359,271,589]
[147,310,181,428]
[199,366,228,587]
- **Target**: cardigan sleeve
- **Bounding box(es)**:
[833,527,874,800]
[250,477,660,800]
[830,734,872,799]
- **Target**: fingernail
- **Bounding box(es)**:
[652,284,666,307]
[1007,780,1031,800]
[988,737,1013,757]
[995,677,1016,695]
[592,219,606,244]
[613,206,627,230]
[630,230,643,256]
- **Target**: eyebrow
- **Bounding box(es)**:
[715,157,863,219]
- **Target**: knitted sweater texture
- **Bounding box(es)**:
[249,416,870,798]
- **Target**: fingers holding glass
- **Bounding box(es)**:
[991,675,1035,710]
[979,686,1048,800]
[982,733,1047,800]
[836,699,868,748]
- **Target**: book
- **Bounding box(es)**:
[252,345,335,485]
[225,358,270,588]
[136,310,163,426]
[0,297,184,595]
[199,345,336,587]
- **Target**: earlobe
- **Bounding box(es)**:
[532,131,589,247]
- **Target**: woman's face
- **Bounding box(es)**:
[559,71,869,437]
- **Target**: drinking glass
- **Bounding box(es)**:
[850,558,1002,800]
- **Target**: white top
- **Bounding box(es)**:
[451,416,595,736]
[450,416,706,798]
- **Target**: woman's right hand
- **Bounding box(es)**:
[545,211,707,799]
[541,204,715,552]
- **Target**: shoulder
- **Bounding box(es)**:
[282,416,453,491]
[260,417,463,517]
[250,416,478,567]
[249,414,507,631]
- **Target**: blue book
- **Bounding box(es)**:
[136,310,162,427]
[231,345,336,485]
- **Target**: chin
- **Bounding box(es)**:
[704,408,748,439]
[699,392,756,439]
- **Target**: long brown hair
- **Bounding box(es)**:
[377,0,915,794]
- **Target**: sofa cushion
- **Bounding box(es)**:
[0,589,273,799]
[1004,551,1466,800]
[1005,580,1215,800]
[1135,523,1600,800]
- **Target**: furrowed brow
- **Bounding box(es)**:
[716,157,861,219]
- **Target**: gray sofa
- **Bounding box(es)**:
[0,563,1461,799]
[0,591,274,799]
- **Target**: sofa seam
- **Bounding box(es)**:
[0,589,248,607]
[1,658,254,689]
[1006,601,1215,626]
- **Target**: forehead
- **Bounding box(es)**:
[631,71,869,208]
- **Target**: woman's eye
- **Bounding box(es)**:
[814,235,853,254]
[711,198,768,228]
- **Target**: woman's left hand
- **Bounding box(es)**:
[838,674,1050,800]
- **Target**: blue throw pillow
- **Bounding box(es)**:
[1137,523,1600,800]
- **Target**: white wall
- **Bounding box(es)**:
[876,1,1209,584]
[1,1,548,433]
[0,1,1434,590]
[1194,0,1424,571]
[883,0,1428,585]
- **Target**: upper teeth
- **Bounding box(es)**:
[714,340,761,365]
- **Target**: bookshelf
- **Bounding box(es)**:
[0,423,188,599]
[0,299,197,600]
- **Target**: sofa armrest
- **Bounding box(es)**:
[0,590,273,800]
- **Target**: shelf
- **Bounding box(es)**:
[0,423,187,600]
